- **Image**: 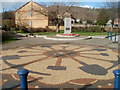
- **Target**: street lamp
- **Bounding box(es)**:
[30,0,33,35]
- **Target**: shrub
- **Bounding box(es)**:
[30,27,55,33]
[2,30,17,42]
[86,26,106,32]
[2,19,14,31]
[20,26,29,33]
[72,26,106,32]
[10,27,17,34]
[105,27,119,33]
[72,27,85,32]
[10,26,56,33]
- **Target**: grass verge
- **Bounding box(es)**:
[2,31,18,44]
[21,30,108,36]
[2,36,18,44]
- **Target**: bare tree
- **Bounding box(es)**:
[97,8,109,26]
[34,2,76,32]
[106,2,118,28]
[2,2,27,32]
[2,2,15,31]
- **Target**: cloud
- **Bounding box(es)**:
[79,5,94,9]
[73,4,100,9]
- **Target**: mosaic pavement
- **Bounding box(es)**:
[1,44,119,89]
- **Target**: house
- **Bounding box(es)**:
[15,1,77,30]
[114,18,119,27]
[106,19,119,27]
[106,20,112,27]
[15,1,48,29]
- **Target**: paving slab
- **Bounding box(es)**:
[1,42,119,89]
[1,36,119,89]
[2,36,118,50]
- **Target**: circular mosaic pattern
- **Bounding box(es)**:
[1,44,118,86]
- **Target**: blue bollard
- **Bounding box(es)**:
[110,32,112,40]
[113,69,120,90]
[17,69,29,90]
[114,33,117,42]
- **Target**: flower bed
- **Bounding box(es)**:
[56,34,79,37]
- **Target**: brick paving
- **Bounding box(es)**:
[1,36,119,89]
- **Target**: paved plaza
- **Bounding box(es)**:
[1,36,119,89]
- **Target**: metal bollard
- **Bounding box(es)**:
[113,69,120,90]
[110,32,112,40]
[114,33,117,42]
[17,69,29,90]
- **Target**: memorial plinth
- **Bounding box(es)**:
[56,18,79,37]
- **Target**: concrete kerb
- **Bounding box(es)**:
[44,37,90,40]
[88,36,106,39]
[17,33,109,41]
[44,36,107,41]
[30,35,91,40]
[29,35,106,40]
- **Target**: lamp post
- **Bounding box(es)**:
[30,0,33,35]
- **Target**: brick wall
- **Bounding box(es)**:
[15,1,48,29]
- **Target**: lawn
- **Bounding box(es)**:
[2,31,18,44]
[2,36,18,44]
[21,30,109,36]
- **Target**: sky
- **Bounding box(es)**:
[75,2,107,8]
[0,0,119,12]
[0,0,119,2]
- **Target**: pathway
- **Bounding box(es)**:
[1,36,119,89]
